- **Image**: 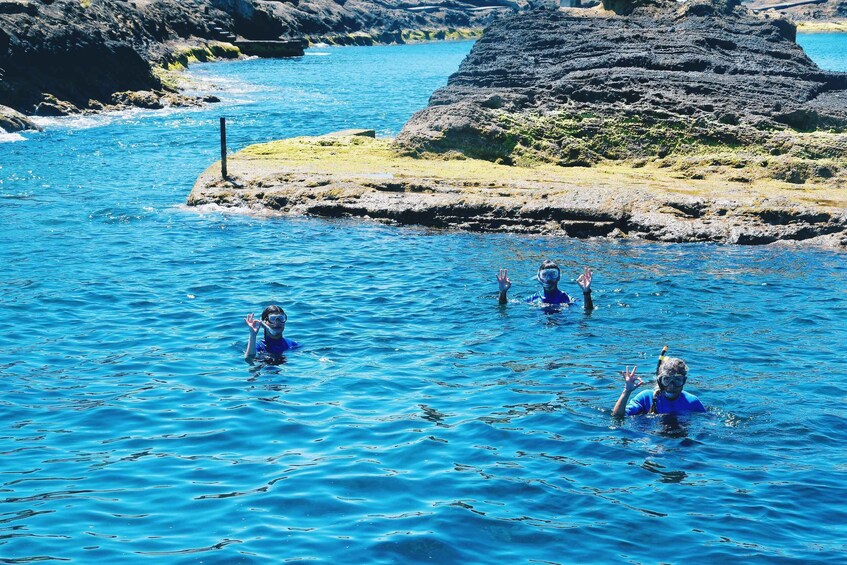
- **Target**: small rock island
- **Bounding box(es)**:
[189,0,847,248]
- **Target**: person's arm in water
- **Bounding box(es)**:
[612,365,644,418]
[497,268,511,304]
[576,267,594,311]
[245,312,261,360]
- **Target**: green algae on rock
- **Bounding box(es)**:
[188,133,847,248]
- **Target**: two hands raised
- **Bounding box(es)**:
[496,266,593,292]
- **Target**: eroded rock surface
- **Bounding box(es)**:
[749,0,847,21]
[397,1,847,183]
[187,135,847,249]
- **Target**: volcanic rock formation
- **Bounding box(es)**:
[0,0,519,128]
[397,0,847,182]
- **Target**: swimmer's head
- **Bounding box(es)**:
[537,260,561,290]
[261,305,287,338]
[656,357,687,400]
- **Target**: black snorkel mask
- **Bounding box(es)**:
[655,346,687,392]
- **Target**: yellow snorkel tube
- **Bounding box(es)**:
[655,345,668,377]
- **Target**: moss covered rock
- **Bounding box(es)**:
[397,2,847,183]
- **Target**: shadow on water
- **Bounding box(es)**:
[642,459,688,483]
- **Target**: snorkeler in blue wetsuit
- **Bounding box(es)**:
[497,260,594,310]
[612,351,706,417]
[244,305,300,360]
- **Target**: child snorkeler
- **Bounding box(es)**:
[245,305,300,360]
[497,261,594,310]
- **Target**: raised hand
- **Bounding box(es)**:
[245,312,261,335]
[576,267,592,292]
[496,268,512,293]
[621,365,643,392]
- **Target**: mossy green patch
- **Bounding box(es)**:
[500,110,751,164]
[401,28,482,42]
[448,109,847,184]
[200,133,847,215]
[312,27,482,46]
[162,42,241,72]
[796,21,847,34]
[153,42,241,91]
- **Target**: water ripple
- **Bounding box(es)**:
[1,38,847,563]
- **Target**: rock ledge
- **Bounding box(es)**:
[187,134,847,249]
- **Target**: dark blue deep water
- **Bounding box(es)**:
[1,36,846,563]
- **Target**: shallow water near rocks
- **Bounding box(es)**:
[1,38,846,563]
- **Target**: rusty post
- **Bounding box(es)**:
[220,117,228,179]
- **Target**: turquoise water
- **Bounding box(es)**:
[1,38,847,563]
[797,31,847,71]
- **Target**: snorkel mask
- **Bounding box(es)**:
[261,307,287,337]
[655,347,687,395]
[537,266,561,289]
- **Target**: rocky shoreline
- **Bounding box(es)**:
[187,133,847,249]
[187,1,847,250]
[0,0,518,131]
[3,0,846,133]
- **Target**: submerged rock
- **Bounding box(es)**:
[396,1,847,182]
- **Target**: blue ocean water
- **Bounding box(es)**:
[797,31,847,71]
[0,37,846,563]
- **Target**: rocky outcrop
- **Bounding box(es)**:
[0,0,519,123]
[187,134,847,249]
[0,103,39,132]
[396,1,847,183]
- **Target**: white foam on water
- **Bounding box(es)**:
[0,131,26,143]
[29,104,196,131]
[185,65,268,96]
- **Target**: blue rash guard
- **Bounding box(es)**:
[625,389,706,416]
[256,336,299,356]
[526,289,573,305]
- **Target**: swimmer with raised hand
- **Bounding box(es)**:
[245,304,300,360]
[498,261,593,310]
[612,352,706,417]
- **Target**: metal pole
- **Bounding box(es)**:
[220,117,227,179]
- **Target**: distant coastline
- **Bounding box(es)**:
[796,19,847,31]
[2,1,845,132]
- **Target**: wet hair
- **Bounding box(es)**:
[538,260,560,273]
[261,304,285,322]
[657,357,688,382]
[651,357,688,413]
